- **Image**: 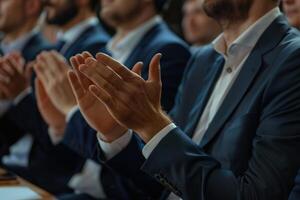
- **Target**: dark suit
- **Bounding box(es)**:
[0,32,52,156]
[62,21,191,199]
[94,16,300,200]
[1,22,111,195]
[289,171,300,200]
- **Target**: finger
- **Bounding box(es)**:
[39,52,58,78]
[89,85,112,107]
[68,70,86,100]
[50,51,69,72]
[82,51,93,60]
[79,62,117,93]
[25,64,34,81]
[3,58,18,76]
[34,62,50,84]
[35,53,54,81]
[96,53,135,79]
[0,81,11,97]
[148,53,162,82]
[8,52,24,72]
[35,78,47,105]
[70,56,79,70]
[0,64,13,79]
[132,62,143,76]
[71,55,93,89]
[81,58,123,91]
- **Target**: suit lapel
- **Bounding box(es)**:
[184,56,224,138]
[124,23,162,68]
[199,16,291,148]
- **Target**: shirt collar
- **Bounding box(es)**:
[213,7,281,68]
[107,15,162,61]
[57,17,98,44]
[0,27,39,55]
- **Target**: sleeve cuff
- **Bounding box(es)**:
[97,130,133,160]
[66,106,79,122]
[142,123,176,159]
[68,159,106,198]
[48,127,64,145]
[13,87,32,105]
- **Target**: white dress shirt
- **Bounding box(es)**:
[142,7,281,200]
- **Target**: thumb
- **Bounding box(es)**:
[148,53,162,82]
[25,62,34,80]
[35,78,48,104]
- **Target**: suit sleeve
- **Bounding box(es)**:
[141,50,300,200]
[63,110,99,161]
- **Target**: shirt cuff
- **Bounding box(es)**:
[13,87,32,105]
[66,106,79,122]
[48,127,64,145]
[97,130,133,160]
[68,159,106,198]
[142,123,176,159]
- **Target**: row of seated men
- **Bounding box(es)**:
[0,0,299,199]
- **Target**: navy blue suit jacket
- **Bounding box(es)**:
[2,23,111,194]
[289,170,300,200]
[93,16,300,200]
[63,21,191,199]
[0,32,52,155]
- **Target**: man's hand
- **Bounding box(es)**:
[34,51,76,115]
[68,52,127,143]
[0,52,30,100]
[35,78,66,135]
[78,53,172,142]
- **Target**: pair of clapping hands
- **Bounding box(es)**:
[34,50,172,144]
[0,52,30,101]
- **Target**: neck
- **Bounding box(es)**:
[3,19,37,43]
[221,4,277,49]
[116,11,156,39]
[60,9,95,32]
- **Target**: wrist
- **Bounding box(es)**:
[50,125,66,136]
[137,111,172,143]
[98,125,128,143]
[62,104,77,116]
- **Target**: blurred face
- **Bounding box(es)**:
[0,0,25,33]
[44,0,78,25]
[283,0,300,29]
[182,0,221,45]
[202,0,253,22]
[100,0,146,27]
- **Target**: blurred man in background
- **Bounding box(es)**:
[182,0,221,50]
[0,0,50,166]
[0,0,111,197]
[283,0,300,29]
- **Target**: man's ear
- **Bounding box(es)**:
[24,0,42,18]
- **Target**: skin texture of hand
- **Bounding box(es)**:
[78,53,172,143]
[34,51,77,115]
[0,52,30,100]
[68,52,128,143]
[35,78,66,135]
